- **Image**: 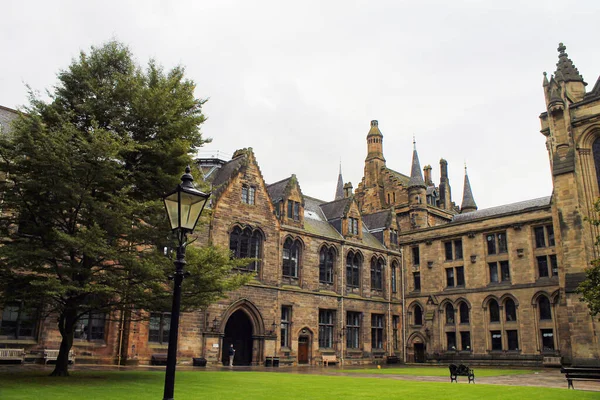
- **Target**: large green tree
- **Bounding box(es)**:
[578,199,600,318]
[0,41,250,376]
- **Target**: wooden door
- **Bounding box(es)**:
[414,343,425,363]
[298,336,309,364]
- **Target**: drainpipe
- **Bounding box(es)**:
[117,308,125,366]
[401,248,406,363]
[340,241,345,367]
[387,255,392,356]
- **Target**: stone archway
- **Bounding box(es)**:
[221,310,253,366]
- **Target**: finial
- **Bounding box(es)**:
[413,135,416,150]
[371,120,378,127]
[558,42,566,55]
[464,161,467,173]
[339,159,342,174]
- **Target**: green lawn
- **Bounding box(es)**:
[341,366,536,377]
[0,370,596,400]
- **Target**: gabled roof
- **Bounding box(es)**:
[387,168,410,185]
[362,210,391,231]
[266,177,291,203]
[452,196,551,223]
[320,197,353,221]
[210,151,248,201]
[303,196,344,240]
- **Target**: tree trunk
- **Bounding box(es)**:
[50,309,76,377]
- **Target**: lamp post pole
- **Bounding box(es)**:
[163,239,187,400]
[162,166,210,400]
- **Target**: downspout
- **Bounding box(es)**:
[117,308,125,366]
[340,241,345,367]
[387,255,392,356]
[401,248,406,363]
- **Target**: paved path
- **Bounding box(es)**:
[4,363,600,392]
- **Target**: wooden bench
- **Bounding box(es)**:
[386,355,400,364]
[449,363,475,383]
[44,349,75,365]
[151,354,168,366]
[322,354,337,366]
[0,348,26,364]
[561,367,600,389]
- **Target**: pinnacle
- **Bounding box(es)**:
[554,42,585,83]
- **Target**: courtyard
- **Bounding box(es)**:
[0,364,598,399]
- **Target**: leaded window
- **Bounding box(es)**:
[370,257,384,290]
[346,311,361,349]
[319,309,335,348]
[281,306,291,348]
[148,312,170,344]
[229,226,262,271]
[346,251,361,288]
[319,246,335,284]
[371,314,384,349]
[283,237,301,278]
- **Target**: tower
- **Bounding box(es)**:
[540,43,600,364]
[364,120,386,188]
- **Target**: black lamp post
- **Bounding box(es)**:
[162,166,210,400]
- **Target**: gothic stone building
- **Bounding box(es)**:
[1,44,600,367]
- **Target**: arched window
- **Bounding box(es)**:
[319,246,335,284]
[459,302,470,324]
[445,303,455,325]
[505,298,517,322]
[283,237,302,278]
[229,226,262,271]
[539,296,552,320]
[593,138,600,191]
[414,304,423,326]
[346,251,362,288]
[370,257,384,290]
[489,299,500,323]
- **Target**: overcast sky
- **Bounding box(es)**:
[2,1,599,209]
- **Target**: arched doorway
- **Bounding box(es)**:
[222,310,253,366]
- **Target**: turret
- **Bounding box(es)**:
[408,141,427,229]
[460,165,477,213]
[335,163,344,200]
[363,120,386,188]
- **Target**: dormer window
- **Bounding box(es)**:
[287,200,300,221]
[241,185,255,205]
[349,217,359,235]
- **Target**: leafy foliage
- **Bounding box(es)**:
[0,41,248,376]
[578,198,600,317]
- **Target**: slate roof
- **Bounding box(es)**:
[554,43,585,83]
[460,172,477,211]
[388,169,410,186]
[362,210,391,231]
[452,196,551,223]
[303,196,344,240]
[320,197,353,221]
[266,177,291,203]
[408,147,426,188]
[335,169,344,200]
[211,154,246,188]
[584,75,600,101]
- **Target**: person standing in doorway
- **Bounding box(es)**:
[228,344,236,367]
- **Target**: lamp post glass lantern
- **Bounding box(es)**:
[162,166,210,400]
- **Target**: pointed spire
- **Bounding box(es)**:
[543,71,549,87]
[460,165,477,213]
[408,140,426,189]
[554,43,585,83]
[335,162,344,200]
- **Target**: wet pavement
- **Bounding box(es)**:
[3,363,600,392]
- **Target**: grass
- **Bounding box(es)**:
[0,369,597,400]
[341,366,536,377]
